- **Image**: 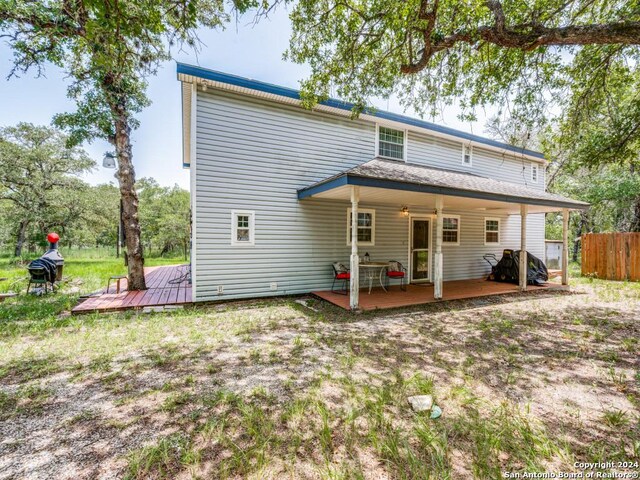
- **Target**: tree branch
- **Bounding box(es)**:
[401,0,640,74]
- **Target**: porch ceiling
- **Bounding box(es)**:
[298,158,589,215]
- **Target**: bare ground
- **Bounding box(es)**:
[0,281,638,479]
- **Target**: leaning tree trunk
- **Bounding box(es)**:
[14,220,29,257]
[112,104,147,291]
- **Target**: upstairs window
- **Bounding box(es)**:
[377,126,405,160]
[346,208,375,246]
[531,163,539,183]
[484,218,501,245]
[231,211,255,245]
[462,144,473,166]
[442,216,460,245]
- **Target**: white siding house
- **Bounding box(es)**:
[178,64,588,309]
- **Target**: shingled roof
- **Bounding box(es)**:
[298,158,589,210]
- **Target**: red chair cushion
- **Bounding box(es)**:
[387,271,405,278]
[336,272,350,279]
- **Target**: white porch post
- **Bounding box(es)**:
[350,186,360,310]
[562,208,569,286]
[434,195,444,299]
[519,204,528,292]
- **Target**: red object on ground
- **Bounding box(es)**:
[47,232,60,244]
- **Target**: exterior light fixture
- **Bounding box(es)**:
[401,206,409,217]
[103,152,117,169]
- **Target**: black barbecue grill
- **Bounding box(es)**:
[483,249,549,286]
[27,232,64,294]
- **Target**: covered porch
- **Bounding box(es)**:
[313,278,566,311]
[299,158,588,311]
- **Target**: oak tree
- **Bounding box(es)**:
[287,0,640,125]
[0,0,262,289]
[0,123,94,256]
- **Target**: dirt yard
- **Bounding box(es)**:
[0,278,638,479]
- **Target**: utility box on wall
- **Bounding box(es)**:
[545,240,563,269]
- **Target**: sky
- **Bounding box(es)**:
[0,6,487,190]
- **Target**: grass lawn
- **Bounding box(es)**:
[0,259,638,479]
[0,249,186,336]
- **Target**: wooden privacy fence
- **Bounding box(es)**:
[582,233,640,281]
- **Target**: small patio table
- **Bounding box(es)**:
[359,262,388,294]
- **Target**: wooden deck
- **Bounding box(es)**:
[312,278,565,311]
[72,264,192,314]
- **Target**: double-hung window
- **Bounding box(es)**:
[231,211,255,245]
[462,144,473,166]
[484,218,501,245]
[442,216,460,245]
[531,163,539,183]
[346,208,375,246]
[377,126,405,160]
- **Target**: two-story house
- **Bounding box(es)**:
[177,63,588,310]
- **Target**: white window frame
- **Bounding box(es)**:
[231,210,255,246]
[484,217,501,246]
[376,124,407,161]
[442,215,461,246]
[461,144,473,166]
[531,162,539,183]
[346,208,376,246]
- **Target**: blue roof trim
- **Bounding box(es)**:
[297,175,349,199]
[177,62,546,160]
[297,174,587,209]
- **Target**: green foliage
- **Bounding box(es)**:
[137,178,190,257]
[287,0,640,126]
[559,48,640,168]
[0,123,93,193]
[0,126,188,255]
[541,65,640,237]
[0,251,185,338]
[554,164,640,233]
[0,123,95,252]
[0,0,271,146]
[0,0,272,286]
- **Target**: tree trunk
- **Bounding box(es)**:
[14,220,29,257]
[572,211,588,262]
[631,195,640,232]
[113,108,146,290]
[629,160,640,231]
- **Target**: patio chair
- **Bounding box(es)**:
[331,262,350,295]
[385,260,407,291]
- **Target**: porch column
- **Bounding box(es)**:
[562,208,569,285]
[434,195,444,299]
[350,186,360,310]
[519,204,528,292]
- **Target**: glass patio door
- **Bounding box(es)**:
[411,218,431,282]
